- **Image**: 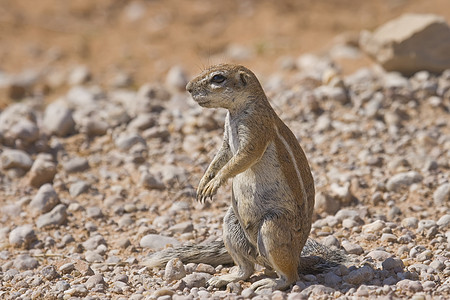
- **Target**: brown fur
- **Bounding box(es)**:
[186,64,315,290]
[144,64,347,292]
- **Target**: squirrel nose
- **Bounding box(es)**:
[186,82,193,93]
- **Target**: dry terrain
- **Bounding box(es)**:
[0,1,449,299]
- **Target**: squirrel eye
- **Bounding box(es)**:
[211,74,226,84]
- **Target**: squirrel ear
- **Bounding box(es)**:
[239,71,249,86]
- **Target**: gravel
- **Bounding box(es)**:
[0,37,449,298]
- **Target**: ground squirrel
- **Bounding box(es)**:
[145,64,345,291]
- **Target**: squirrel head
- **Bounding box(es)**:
[186,64,265,111]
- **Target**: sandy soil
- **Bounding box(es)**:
[1,0,449,86]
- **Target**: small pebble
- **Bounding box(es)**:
[386,171,423,192]
[62,156,90,173]
[9,225,36,248]
[41,265,59,280]
[381,233,398,243]
[36,204,67,228]
[13,254,39,270]
[84,250,104,263]
[164,258,186,281]
[43,102,75,136]
[59,263,75,274]
[140,234,180,250]
[64,284,89,297]
[86,206,103,218]
[55,280,71,292]
[183,272,211,288]
[342,241,364,255]
[241,287,255,298]
[69,181,90,197]
[436,214,450,228]
[83,235,106,250]
[382,257,404,271]
[1,148,33,170]
[367,250,391,261]
[85,274,105,290]
[29,183,60,215]
[433,183,450,205]
[343,265,374,285]
[402,217,419,229]
[28,155,57,187]
[396,279,423,293]
[362,220,385,233]
[195,263,215,274]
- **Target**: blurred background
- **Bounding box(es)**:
[0,0,449,107]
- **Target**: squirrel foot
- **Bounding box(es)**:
[208,264,253,289]
[207,273,244,288]
[250,278,291,292]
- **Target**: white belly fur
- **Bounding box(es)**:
[232,142,296,243]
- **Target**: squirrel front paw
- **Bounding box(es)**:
[196,173,213,203]
[197,175,221,203]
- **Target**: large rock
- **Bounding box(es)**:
[360,14,450,75]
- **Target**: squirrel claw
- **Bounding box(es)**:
[203,177,220,199]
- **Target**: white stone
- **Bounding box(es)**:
[43,102,75,136]
[1,149,33,170]
[386,171,423,192]
[140,234,180,250]
[360,13,450,75]
[433,183,450,205]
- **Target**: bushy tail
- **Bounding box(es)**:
[143,238,347,273]
[299,238,347,274]
[143,240,233,268]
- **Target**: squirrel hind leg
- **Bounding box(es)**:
[250,244,299,291]
[252,219,303,291]
[208,207,257,288]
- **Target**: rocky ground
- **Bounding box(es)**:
[1,2,450,300]
[0,46,449,299]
